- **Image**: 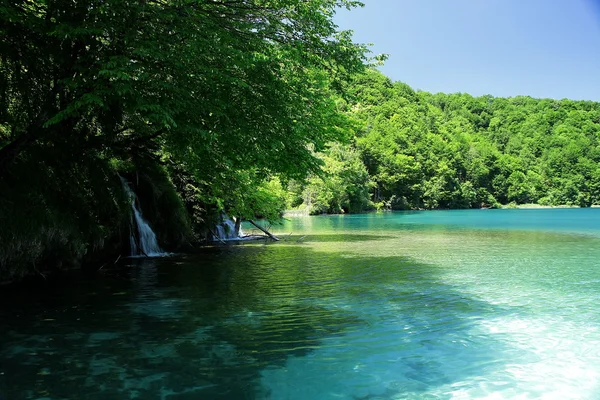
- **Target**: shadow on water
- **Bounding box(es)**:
[0,244,520,399]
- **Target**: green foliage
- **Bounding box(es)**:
[252,178,288,221]
[331,69,600,211]
[0,0,368,280]
[7,0,600,282]
[293,143,373,214]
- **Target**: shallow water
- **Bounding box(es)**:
[2,209,600,399]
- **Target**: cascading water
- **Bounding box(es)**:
[120,177,166,257]
[214,216,244,241]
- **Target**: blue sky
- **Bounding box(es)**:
[335,0,600,101]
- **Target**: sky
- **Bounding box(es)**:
[335,0,600,101]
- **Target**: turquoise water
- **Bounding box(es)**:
[2,209,600,399]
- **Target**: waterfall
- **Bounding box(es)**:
[214,216,244,241]
[120,177,166,257]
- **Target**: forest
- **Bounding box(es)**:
[2,0,600,282]
[291,70,600,213]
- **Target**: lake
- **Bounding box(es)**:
[2,209,600,399]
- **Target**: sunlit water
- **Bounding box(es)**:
[2,209,600,399]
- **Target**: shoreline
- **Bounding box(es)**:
[284,204,600,216]
[503,204,600,209]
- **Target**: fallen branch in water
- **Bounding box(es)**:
[248,220,279,241]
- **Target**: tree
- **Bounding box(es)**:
[1,0,368,175]
[298,143,372,214]
[0,0,370,279]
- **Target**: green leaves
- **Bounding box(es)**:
[341,69,600,209]
[1,0,370,220]
[293,142,372,214]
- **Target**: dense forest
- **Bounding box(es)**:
[0,0,368,281]
[290,70,600,213]
[2,1,600,282]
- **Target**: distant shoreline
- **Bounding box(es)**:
[502,204,600,209]
[283,204,600,216]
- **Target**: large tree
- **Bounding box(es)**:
[0,0,370,279]
[0,0,368,179]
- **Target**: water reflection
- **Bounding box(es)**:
[2,213,600,399]
[1,243,520,400]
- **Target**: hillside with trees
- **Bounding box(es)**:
[290,70,600,213]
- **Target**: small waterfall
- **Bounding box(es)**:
[214,216,244,241]
[120,177,166,257]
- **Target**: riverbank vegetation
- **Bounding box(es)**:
[0,0,368,281]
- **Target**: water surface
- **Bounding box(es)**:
[2,209,600,399]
